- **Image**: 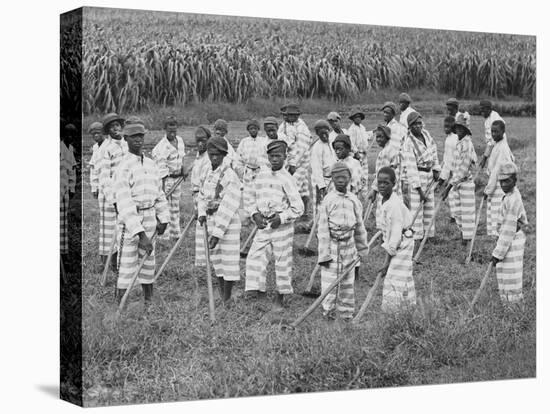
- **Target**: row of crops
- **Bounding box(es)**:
[71,7,536,114]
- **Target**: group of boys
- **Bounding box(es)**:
[77,94,527,318]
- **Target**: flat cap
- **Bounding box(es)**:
[213,119,228,131]
[407,111,422,128]
[332,134,351,149]
[381,101,398,114]
[497,162,519,179]
[399,93,412,103]
[283,103,301,115]
[195,125,211,139]
[314,119,330,130]
[376,124,392,140]
[87,121,103,134]
[246,119,261,130]
[263,116,279,127]
[206,136,228,154]
[446,97,459,107]
[101,113,125,133]
[123,123,146,137]
[331,161,351,177]
[327,111,341,121]
[266,139,288,153]
[125,115,145,126]
[348,107,365,120]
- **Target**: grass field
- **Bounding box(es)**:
[78,111,535,407]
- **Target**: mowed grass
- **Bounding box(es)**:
[80,112,535,407]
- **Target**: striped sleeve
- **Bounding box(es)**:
[210,170,242,239]
[492,194,521,260]
[114,161,145,238]
[382,201,404,256]
[245,169,260,218]
[450,139,477,186]
[234,139,246,179]
[485,148,512,196]
[279,172,305,224]
[99,148,115,204]
[288,127,310,167]
[317,197,331,263]
[152,142,169,179]
[428,132,441,172]
[153,164,170,224]
[403,138,421,189]
[352,196,368,251]
[89,150,100,193]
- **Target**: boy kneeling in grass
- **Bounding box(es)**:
[490,162,528,304]
[317,162,368,320]
[376,166,416,311]
[244,140,304,310]
[197,136,242,304]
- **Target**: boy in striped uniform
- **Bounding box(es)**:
[245,140,304,310]
[446,98,471,124]
[479,100,506,169]
[381,102,406,153]
[264,116,286,143]
[446,114,477,248]
[213,119,238,169]
[484,120,515,237]
[332,134,362,196]
[347,108,371,199]
[318,162,368,320]
[191,126,212,268]
[439,116,459,223]
[327,112,347,145]
[377,166,416,311]
[310,119,336,216]
[367,125,400,230]
[113,123,169,305]
[88,121,105,200]
[98,113,127,267]
[236,119,268,211]
[398,93,415,128]
[402,111,441,243]
[197,137,242,303]
[491,162,527,304]
[278,103,312,219]
[152,116,187,241]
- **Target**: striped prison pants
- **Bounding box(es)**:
[245,222,294,294]
[293,165,311,199]
[448,181,476,240]
[321,236,357,319]
[60,194,68,255]
[381,236,416,311]
[164,177,182,240]
[409,170,435,240]
[496,230,525,303]
[98,192,118,256]
[487,186,505,237]
[116,209,156,289]
[201,213,241,281]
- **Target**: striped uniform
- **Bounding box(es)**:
[317,191,368,318]
[60,141,75,254]
[152,136,186,240]
[380,192,416,311]
[113,153,169,288]
[372,144,400,229]
[245,167,304,294]
[279,118,311,198]
[440,132,459,220]
[483,110,505,158]
[493,187,527,303]
[347,123,371,198]
[398,106,416,128]
[89,142,101,194]
[402,129,441,240]
[235,135,269,212]
[328,128,347,147]
[197,164,242,281]
[310,138,336,215]
[386,119,407,153]
[484,140,515,236]
[98,138,128,255]
[191,151,212,267]
[448,136,477,240]
[387,119,409,204]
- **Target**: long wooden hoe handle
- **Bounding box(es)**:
[240,225,258,255]
[469,262,494,311]
[304,264,320,292]
[363,199,374,223]
[152,217,196,283]
[203,221,216,323]
[304,210,321,250]
[352,271,383,324]
[118,231,158,314]
[290,231,382,328]
[465,197,485,264]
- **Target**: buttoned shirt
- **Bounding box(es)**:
[311,139,337,190]
[151,136,186,178]
[99,138,128,204]
[449,136,477,186]
[402,129,441,189]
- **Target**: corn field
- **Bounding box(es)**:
[71,7,536,115]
